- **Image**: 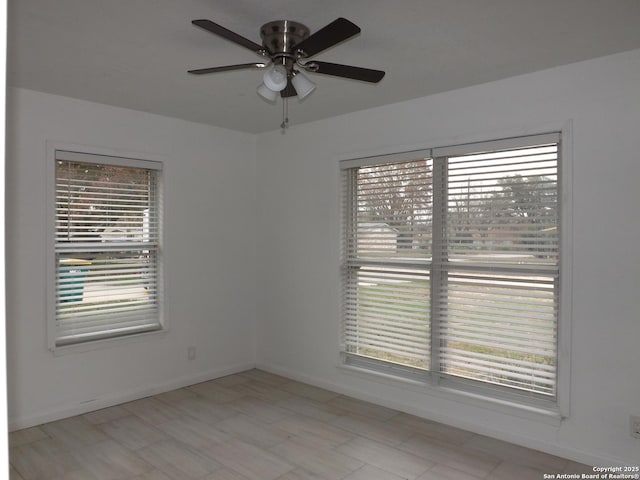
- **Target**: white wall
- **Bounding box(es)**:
[6,88,257,428]
[255,49,640,466]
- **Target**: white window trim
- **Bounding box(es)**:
[45,142,166,353]
[338,124,573,419]
[337,358,563,425]
[556,122,573,419]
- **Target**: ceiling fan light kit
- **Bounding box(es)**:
[189,17,385,129]
[262,65,288,91]
[256,82,279,102]
[290,71,316,100]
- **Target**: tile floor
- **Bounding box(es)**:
[9,369,593,480]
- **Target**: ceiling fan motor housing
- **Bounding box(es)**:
[260,20,310,57]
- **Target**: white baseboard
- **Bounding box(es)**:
[9,362,255,431]
[256,362,630,468]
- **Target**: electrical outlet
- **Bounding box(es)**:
[188,346,196,361]
[631,415,640,439]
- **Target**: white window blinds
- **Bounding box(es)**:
[435,137,559,397]
[342,134,560,402]
[53,151,162,347]
[342,154,432,372]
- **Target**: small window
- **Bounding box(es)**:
[341,133,561,406]
[51,150,162,348]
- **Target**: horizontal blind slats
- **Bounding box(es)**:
[444,143,558,265]
[54,157,161,347]
[342,135,560,400]
[342,159,432,372]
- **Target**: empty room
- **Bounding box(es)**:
[5,0,640,478]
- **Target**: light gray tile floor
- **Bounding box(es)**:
[10,369,593,480]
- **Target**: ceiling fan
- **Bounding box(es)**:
[188,17,386,129]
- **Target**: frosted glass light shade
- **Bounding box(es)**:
[291,72,316,100]
[257,82,278,102]
[263,65,288,91]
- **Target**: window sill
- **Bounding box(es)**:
[50,327,168,356]
[337,362,563,427]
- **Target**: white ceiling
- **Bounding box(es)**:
[8,0,640,133]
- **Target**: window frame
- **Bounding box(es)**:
[46,143,165,352]
[340,131,572,417]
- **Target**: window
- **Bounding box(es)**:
[341,133,561,406]
[50,150,162,348]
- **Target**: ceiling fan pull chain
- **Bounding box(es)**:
[281,97,289,132]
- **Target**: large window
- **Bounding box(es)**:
[50,150,162,348]
[341,133,561,405]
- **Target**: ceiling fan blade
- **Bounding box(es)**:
[281,79,297,98]
[192,19,264,53]
[308,61,385,83]
[294,18,360,58]
[188,63,268,75]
